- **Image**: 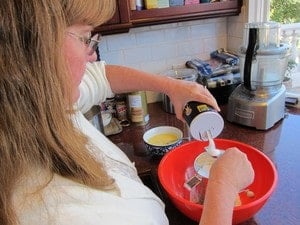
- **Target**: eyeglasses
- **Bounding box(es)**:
[67,32,101,55]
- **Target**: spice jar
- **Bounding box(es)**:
[183,101,224,140]
[127,91,149,126]
[115,94,130,127]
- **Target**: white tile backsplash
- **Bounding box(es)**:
[136,30,166,45]
[106,33,137,51]
[99,3,248,103]
[165,26,190,42]
[123,46,152,64]
[227,0,248,53]
[177,39,204,57]
[99,18,231,69]
[190,23,217,38]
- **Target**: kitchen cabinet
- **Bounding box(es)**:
[94,1,131,35]
[94,0,242,35]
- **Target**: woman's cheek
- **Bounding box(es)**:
[63,52,86,102]
[69,64,86,103]
[70,63,86,86]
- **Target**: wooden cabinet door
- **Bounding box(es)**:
[94,0,132,35]
[129,0,242,26]
[95,0,242,35]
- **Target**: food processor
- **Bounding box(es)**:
[227,22,290,130]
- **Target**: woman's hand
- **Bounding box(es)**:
[209,147,255,193]
[199,148,254,225]
[165,78,220,122]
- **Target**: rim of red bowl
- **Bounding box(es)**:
[158,139,278,211]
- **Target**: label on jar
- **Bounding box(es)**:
[127,91,149,125]
[128,94,143,122]
[116,102,127,120]
[115,94,128,122]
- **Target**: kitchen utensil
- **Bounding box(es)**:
[227,21,290,129]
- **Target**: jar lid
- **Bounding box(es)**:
[189,111,224,141]
[162,68,198,81]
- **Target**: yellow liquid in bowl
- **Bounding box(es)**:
[148,133,178,146]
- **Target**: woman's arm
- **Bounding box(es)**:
[105,64,219,121]
[199,148,255,225]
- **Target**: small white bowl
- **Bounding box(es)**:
[143,126,183,157]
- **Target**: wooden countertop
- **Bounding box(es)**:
[108,102,300,225]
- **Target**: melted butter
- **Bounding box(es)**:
[148,133,178,146]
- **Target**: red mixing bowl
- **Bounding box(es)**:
[158,139,278,224]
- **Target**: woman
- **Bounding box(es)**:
[0,1,254,225]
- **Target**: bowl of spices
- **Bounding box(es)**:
[143,126,183,157]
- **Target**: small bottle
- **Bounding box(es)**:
[115,94,130,127]
[127,91,149,126]
[183,101,224,140]
[130,0,136,10]
[104,97,116,118]
[136,0,145,10]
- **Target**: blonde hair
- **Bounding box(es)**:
[0,0,116,224]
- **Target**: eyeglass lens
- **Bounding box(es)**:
[88,34,101,55]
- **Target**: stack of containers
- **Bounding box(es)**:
[184,0,199,5]
[158,0,170,8]
[134,0,208,11]
[144,0,170,9]
[169,0,184,6]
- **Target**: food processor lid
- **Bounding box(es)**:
[245,21,280,29]
[241,21,288,54]
[239,43,290,56]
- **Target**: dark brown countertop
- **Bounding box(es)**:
[108,102,300,225]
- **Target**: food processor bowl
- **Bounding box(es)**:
[239,21,290,91]
[239,44,290,91]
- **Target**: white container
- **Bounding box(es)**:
[183,101,224,141]
[136,0,145,10]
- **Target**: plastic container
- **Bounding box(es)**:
[161,68,198,114]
